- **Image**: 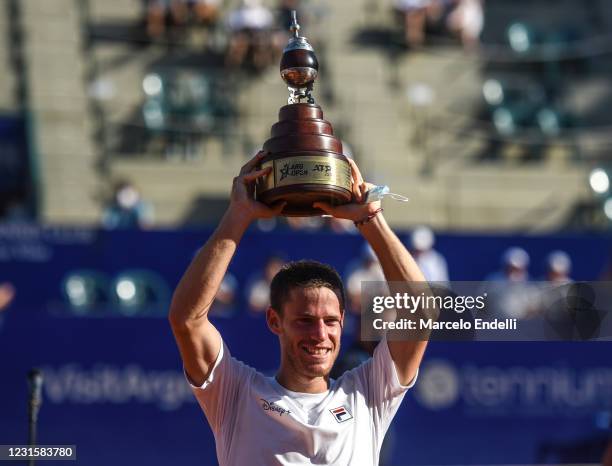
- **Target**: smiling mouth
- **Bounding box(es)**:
[301,345,331,357]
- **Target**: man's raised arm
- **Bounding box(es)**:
[356,213,427,386]
[313,159,428,386]
[168,151,284,386]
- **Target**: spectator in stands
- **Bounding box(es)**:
[146,0,178,39]
[285,216,325,231]
[327,217,357,234]
[394,0,445,48]
[225,0,277,70]
[102,181,154,230]
[190,0,221,27]
[0,282,15,333]
[246,254,286,314]
[346,244,385,315]
[146,0,220,40]
[254,217,278,232]
[485,247,535,319]
[210,273,238,317]
[488,247,530,282]
[545,250,572,284]
[535,251,576,336]
[410,226,449,282]
[446,0,484,50]
[257,215,345,233]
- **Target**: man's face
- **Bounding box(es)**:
[269,287,344,380]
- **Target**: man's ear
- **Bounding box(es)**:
[340,309,345,329]
[266,307,282,335]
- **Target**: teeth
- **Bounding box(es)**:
[303,346,330,355]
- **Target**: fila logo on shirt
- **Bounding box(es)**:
[329,406,353,423]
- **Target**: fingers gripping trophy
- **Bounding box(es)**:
[254,11,356,216]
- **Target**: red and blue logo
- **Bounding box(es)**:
[329,406,353,423]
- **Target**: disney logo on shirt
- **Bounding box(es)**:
[260,399,291,417]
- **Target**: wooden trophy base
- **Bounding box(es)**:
[256,103,352,216]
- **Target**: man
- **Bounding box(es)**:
[410,226,449,283]
[169,151,428,465]
[545,250,572,284]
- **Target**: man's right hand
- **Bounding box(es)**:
[229,150,286,223]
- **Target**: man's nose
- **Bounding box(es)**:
[311,319,327,340]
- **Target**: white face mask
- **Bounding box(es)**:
[117,187,140,209]
[364,185,410,203]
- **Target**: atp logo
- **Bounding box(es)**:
[329,406,353,423]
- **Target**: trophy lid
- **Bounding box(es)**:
[280,11,318,104]
[283,11,314,53]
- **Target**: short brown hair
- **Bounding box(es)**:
[270,260,346,314]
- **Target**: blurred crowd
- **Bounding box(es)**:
[143,0,307,71]
[207,226,580,328]
[116,0,323,161]
[145,0,221,39]
[393,0,484,49]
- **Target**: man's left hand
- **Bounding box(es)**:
[312,158,382,222]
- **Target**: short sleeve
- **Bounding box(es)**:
[372,337,418,395]
[350,337,418,438]
[186,340,254,433]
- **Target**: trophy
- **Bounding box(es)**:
[256,11,353,216]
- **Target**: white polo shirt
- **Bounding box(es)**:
[187,338,417,466]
